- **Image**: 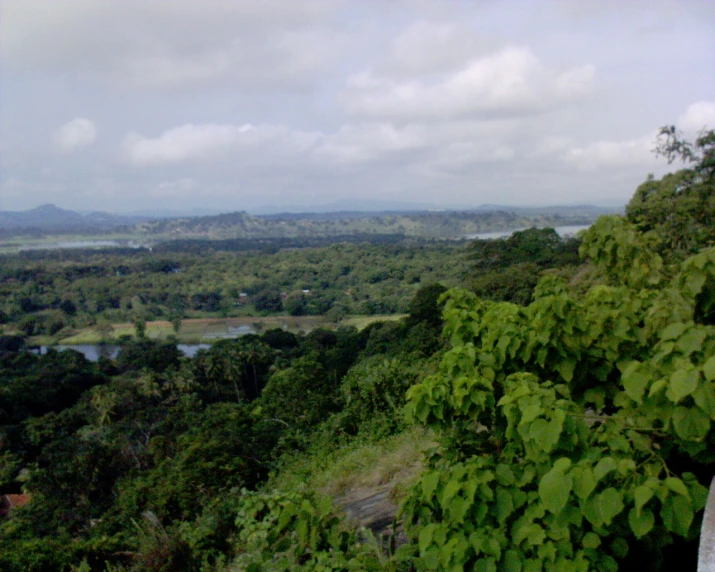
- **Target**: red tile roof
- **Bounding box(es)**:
[0,494,31,517]
[4,494,30,508]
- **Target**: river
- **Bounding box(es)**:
[466,224,591,240]
[36,343,211,361]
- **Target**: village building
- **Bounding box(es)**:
[0,494,31,518]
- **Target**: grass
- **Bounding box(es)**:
[271,426,433,501]
[25,313,405,346]
[342,314,407,329]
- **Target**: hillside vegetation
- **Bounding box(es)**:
[135,209,598,240]
[0,205,608,245]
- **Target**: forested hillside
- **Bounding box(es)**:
[0,128,712,571]
[0,205,606,245]
[134,209,596,240]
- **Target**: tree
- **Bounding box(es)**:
[469,227,579,272]
[253,287,283,313]
[170,314,182,335]
[626,126,714,258]
[406,283,447,327]
[93,320,114,341]
[470,262,541,305]
[134,316,147,339]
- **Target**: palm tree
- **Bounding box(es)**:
[91,387,117,427]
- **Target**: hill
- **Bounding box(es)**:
[0,204,149,233]
[0,204,612,242]
[135,208,602,240]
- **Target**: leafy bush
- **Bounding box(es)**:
[230,489,385,571]
[401,217,714,570]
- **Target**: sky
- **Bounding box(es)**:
[1,0,714,214]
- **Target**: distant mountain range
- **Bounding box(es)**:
[0,203,620,241]
[0,204,150,231]
[249,199,622,216]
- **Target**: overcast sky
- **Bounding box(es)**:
[1,0,714,213]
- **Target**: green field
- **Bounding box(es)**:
[27,313,407,346]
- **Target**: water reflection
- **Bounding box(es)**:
[37,343,211,361]
[466,225,591,240]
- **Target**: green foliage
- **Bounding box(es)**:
[0,148,710,571]
[402,218,714,570]
[406,283,448,327]
[626,127,714,258]
[333,355,426,438]
[230,489,384,570]
[470,262,541,306]
[258,358,338,435]
[117,337,182,373]
[469,227,580,272]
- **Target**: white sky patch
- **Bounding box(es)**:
[151,178,198,198]
[343,47,595,121]
[123,123,256,165]
[0,0,344,90]
[383,21,487,76]
[426,141,515,174]
[678,101,715,133]
[315,123,427,163]
[561,132,659,170]
[54,118,97,152]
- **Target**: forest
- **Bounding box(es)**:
[0,127,713,571]
[0,230,582,344]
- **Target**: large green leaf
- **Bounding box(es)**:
[594,457,617,481]
[672,406,710,441]
[598,488,624,525]
[634,483,655,515]
[573,467,597,500]
[622,362,649,403]
[666,369,699,403]
[495,488,515,523]
[628,507,655,538]
[704,356,715,382]
[661,495,694,536]
[539,467,572,514]
[419,523,437,553]
[675,327,706,356]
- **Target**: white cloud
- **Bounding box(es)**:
[0,0,344,90]
[123,124,255,165]
[561,134,657,170]
[55,118,97,151]
[383,21,487,76]
[426,141,515,174]
[122,119,524,172]
[560,99,715,171]
[315,123,427,163]
[2,1,714,211]
[343,47,595,121]
[677,101,715,132]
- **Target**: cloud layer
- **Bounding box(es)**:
[343,47,595,121]
[1,0,713,212]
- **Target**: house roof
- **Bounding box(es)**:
[1,494,31,512]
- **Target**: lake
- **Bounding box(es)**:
[36,343,211,361]
[1,240,150,252]
[466,224,591,240]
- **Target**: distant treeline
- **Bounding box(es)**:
[154,233,428,253]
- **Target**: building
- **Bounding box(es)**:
[0,494,31,518]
